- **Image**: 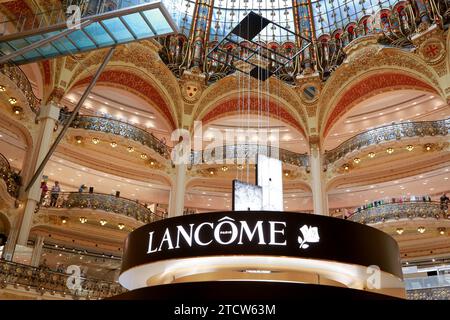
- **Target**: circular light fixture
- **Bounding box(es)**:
[12,105,22,115]
[353,157,361,164]
[386,147,394,154]
[140,153,148,160]
[8,97,17,105]
[438,227,446,235]
[406,145,414,151]
[110,141,117,148]
[343,164,349,171]
[237,164,244,170]
[284,170,289,177]
[396,228,404,235]
[425,144,432,151]
[0,85,6,92]
[221,166,228,172]
[127,146,134,153]
[79,217,87,224]
[209,170,215,175]
[417,226,426,234]
[61,217,68,224]
[150,161,155,166]
[118,223,125,230]
[92,137,100,144]
[368,152,375,158]
[100,219,107,226]
[75,136,83,144]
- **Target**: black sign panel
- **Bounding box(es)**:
[121,211,402,278]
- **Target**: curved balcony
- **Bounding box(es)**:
[40,192,163,224]
[324,119,450,166]
[69,115,170,159]
[190,144,310,168]
[0,153,21,198]
[348,201,447,224]
[0,63,40,114]
[0,260,125,299]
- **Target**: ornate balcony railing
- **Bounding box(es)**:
[405,275,450,300]
[348,201,446,224]
[324,119,450,166]
[0,63,41,114]
[407,287,450,300]
[41,192,163,224]
[190,144,310,168]
[69,115,170,159]
[0,260,126,299]
[0,153,21,198]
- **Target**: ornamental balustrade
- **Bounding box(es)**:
[324,119,450,166]
[405,275,450,300]
[407,287,450,300]
[69,115,171,159]
[190,144,310,168]
[41,191,163,224]
[0,63,41,114]
[0,260,126,299]
[348,201,446,224]
[0,153,21,198]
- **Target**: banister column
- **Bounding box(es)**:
[310,142,329,215]
[30,235,45,267]
[168,163,187,218]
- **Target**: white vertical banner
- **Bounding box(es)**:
[257,154,283,211]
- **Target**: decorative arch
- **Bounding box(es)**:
[318,44,443,138]
[71,69,176,130]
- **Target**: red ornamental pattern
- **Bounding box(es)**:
[202,97,305,136]
[42,60,51,85]
[73,70,176,129]
[1,1,35,29]
[323,73,437,137]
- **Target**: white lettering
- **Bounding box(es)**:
[176,224,194,248]
[194,222,214,246]
[238,221,266,244]
[214,220,238,245]
[147,231,158,253]
[158,228,174,251]
[269,221,287,245]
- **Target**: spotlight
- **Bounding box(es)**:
[79,217,87,224]
[396,228,404,235]
[110,141,117,148]
[61,217,67,224]
[127,146,134,153]
[221,166,228,172]
[343,164,349,171]
[438,227,446,235]
[118,223,125,230]
[386,147,394,154]
[406,145,414,151]
[92,137,99,144]
[417,226,426,234]
[12,105,22,115]
[8,97,17,105]
[353,157,361,164]
[100,219,107,226]
[209,170,215,175]
[150,161,155,166]
[0,85,5,92]
[368,152,375,158]
[140,153,148,160]
[425,144,432,151]
[284,170,290,177]
[75,136,83,144]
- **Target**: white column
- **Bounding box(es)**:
[16,103,60,245]
[1,215,20,261]
[310,144,329,215]
[168,163,187,217]
[30,235,45,267]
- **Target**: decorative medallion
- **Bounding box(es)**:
[418,38,446,65]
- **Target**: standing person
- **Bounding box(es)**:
[78,184,86,193]
[40,181,48,206]
[440,193,449,211]
[50,181,61,207]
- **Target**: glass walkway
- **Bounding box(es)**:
[0,1,177,64]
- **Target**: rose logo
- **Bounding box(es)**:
[298,225,320,249]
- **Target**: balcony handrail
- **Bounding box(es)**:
[405,274,450,291]
[40,191,164,223]
[69,114,171,159]
[348,200,447,224]
[324,119,450,165]
[0,63,41,114]
[190,143,310,168]
[0,153,21,198]
[0,259,126,299]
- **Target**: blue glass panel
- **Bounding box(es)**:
[143,9,172,35]
[102,17,134,42]
[36,43,59,56]
[52,37,78,54]
[8,38,30,50]
[25,34,44,43]
[0,42,15,55]
[67,30,96,50]
[122,13,154,38]
[22,49,42,60]
[84,23,115,46]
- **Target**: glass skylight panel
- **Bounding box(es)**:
[143,9,173,34]
[84,23,116,46]
[67,30,97,50]
[122,12,154,38]
[102,17,135,41]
